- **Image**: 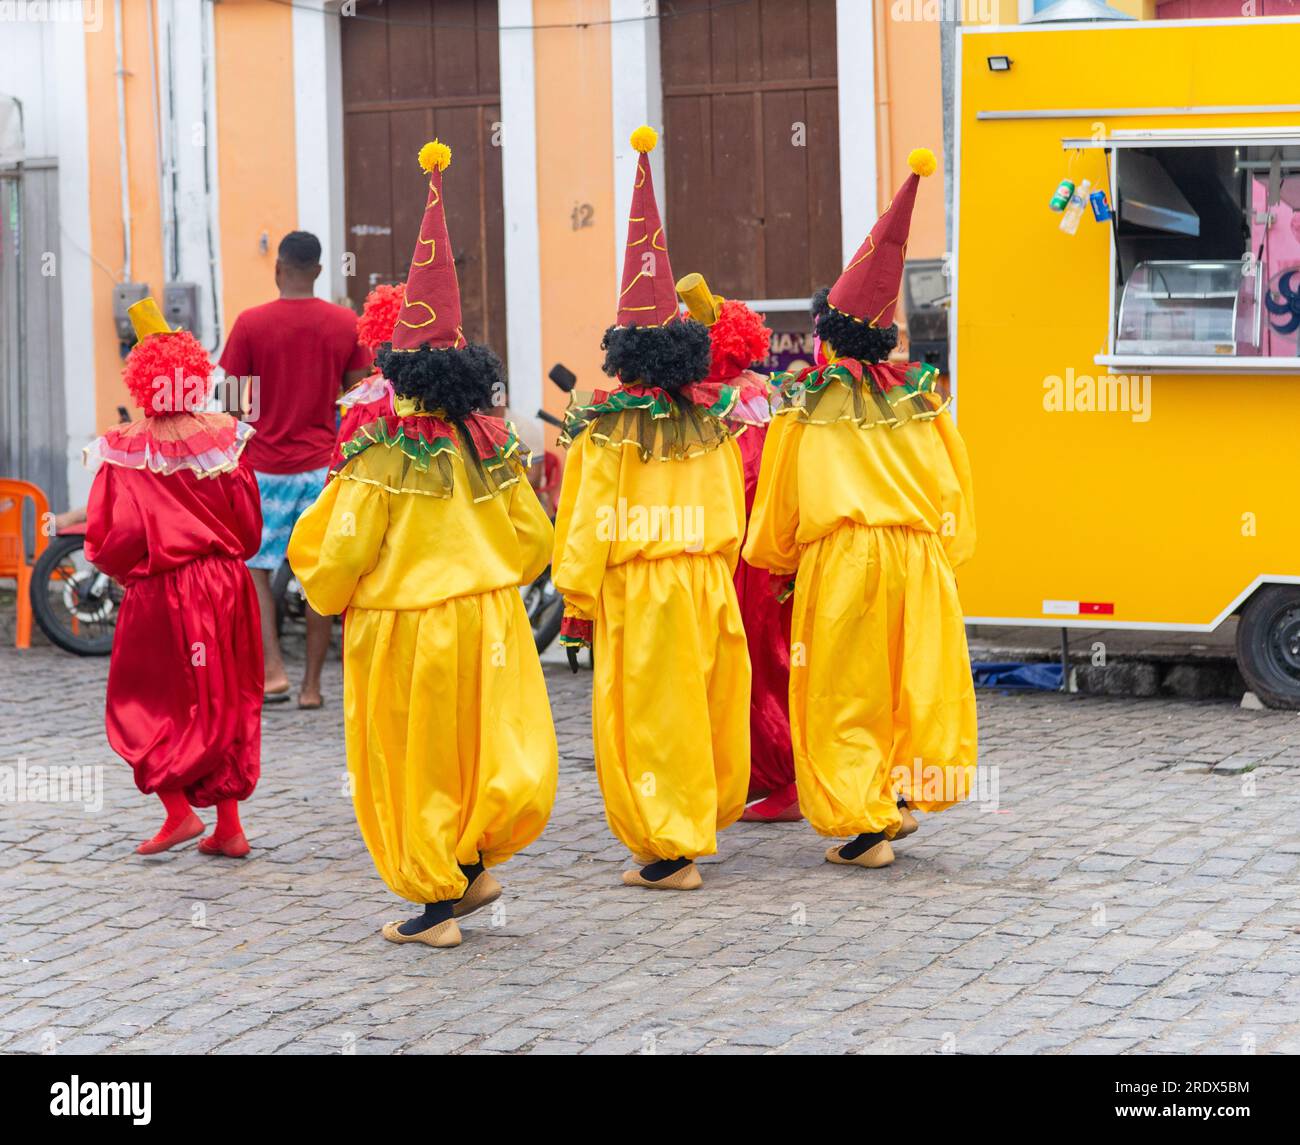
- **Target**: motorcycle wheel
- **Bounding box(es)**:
[30,534,121,656]
[524,567,565,653]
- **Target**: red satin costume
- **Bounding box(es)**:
[687,294,797,812]
[734,423,796,803]
[85,458,264,805]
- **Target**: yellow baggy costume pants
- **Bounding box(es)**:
[553,430,751,861]
[289,428,559,903]
[744,390,978,840]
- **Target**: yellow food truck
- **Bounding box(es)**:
[953,13,1300,708]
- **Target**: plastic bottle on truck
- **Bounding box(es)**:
[1059,179,1092,235]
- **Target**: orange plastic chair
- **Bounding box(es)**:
[0,479,51,649]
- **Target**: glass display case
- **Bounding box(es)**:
[1115,259,1263,356]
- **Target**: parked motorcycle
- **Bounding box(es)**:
[30,523,123,656]
[519,363,582,658]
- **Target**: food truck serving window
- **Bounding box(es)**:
[1098,135,1300,367]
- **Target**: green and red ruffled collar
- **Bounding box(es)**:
[558,375,773,461]
[775,358,947,430]
[783,357,938,396]
[574,378,739,419]
[336,406,530,502]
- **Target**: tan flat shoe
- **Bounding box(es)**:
[453,870,502,919]
[381,917,462,948]
[893,805,919,840]
[622,862,702,890]
[825,839,895,868]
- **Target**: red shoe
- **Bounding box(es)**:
[741,785,803,823]
[198,831,250,858]
[136,812,205,855]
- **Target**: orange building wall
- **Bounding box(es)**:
[533,0,617,433]
[84,0,166,436]
[213,0,299,340]
[876,11,945,260]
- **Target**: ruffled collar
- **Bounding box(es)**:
[335,403,529,502]
[775,358,947,430]
[558,377,767,462]
[337,371,393,410]
[711,368,775,427]
[83,412,253,479]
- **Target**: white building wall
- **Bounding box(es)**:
[837,0,878,268]
[498,0,544,420]
[0,13,96,503]
[609,0,664,282]
[292,0,347,304]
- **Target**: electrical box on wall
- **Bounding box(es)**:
[112,283,150,344]
[163,282,201,333]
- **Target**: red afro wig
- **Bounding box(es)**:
[707,299,772,382]
[122,331,214,417]
[356,282,405,351]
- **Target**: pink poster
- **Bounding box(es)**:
[1244,176,1300,356]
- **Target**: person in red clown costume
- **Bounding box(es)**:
[675,272,800,823]
[328,282,405,475]
[84,298,264,857]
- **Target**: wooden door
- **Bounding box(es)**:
[660,0,842,302]
[341,0,507,362]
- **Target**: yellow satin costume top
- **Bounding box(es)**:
[553,422,752,862]
[287,418,559,903]
[744,367,978,839]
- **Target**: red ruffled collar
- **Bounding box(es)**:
[84,412,253,478]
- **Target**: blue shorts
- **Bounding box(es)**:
[248,466,329,571]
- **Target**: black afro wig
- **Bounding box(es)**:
[601,319,711,390]
[811,287,899,365]
[376,342,503,420]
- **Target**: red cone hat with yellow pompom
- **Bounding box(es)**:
[391,140,466,352]
[828,147,936,329]
[616,126,680,328]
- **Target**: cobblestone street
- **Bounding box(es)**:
[2,642,1299,1055]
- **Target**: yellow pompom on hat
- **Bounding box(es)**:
[908,147,937,178]
[418,139,452,174]
[630,125,658,154]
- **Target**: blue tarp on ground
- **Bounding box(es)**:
[971,661,1063,691]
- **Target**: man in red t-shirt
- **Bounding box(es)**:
[219,231,371,709]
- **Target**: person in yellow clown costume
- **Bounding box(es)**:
[744,148,977,870]
[287,141,558,948]
[552,126,751,891]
